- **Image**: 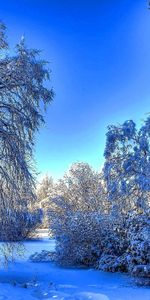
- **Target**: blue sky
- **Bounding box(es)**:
[1,0,150,179]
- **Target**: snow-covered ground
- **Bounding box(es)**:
[0,236,149,300]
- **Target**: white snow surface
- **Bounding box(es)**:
[0,235,149,300]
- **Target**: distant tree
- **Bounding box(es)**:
[0,23,54,240]
[37,175,54,202]
[36,174,54,228]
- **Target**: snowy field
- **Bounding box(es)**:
[0,235,149,300]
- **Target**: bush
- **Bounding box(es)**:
[96,212,150,278]
[51,201,128,268]
[126,212,150,276]
[52,210,106,266]
[96,254,128,273]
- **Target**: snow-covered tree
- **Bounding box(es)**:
[104,119,150,216]
[0,23,53,240]
[49,162,108,213]
[102,118,150,278]
[36,174,54,228]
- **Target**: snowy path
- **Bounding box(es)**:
[0,238,149,300]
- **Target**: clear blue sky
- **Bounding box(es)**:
[1,0,150,179]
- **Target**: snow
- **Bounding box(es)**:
[0,237,149,300]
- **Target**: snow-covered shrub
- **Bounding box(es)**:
[96,212,150,277]
[126,212,150,277]
[96,253,128,273]
[48,163,109,266]
[96,216,129,272]
[52,210,106,266]
[30,250,55,262]
[50,194,128,267]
